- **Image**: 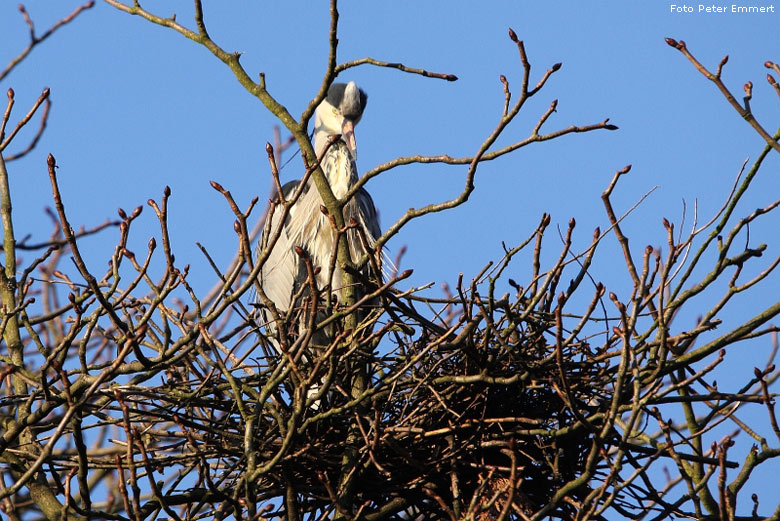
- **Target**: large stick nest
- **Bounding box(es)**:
[117,295,616,520]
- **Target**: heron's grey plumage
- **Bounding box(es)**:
[256,82,379,349]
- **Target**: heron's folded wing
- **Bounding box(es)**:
[356,187,381,241]
[257,180,305,315]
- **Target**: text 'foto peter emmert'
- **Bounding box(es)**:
[670,4,776,12]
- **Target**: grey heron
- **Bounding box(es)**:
[255,81,380,359]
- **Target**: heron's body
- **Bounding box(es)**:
[256,82,379,347]
[258,148,380,320]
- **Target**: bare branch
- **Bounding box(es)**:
[0,2,95,83]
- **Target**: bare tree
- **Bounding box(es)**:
[1,2,780,521]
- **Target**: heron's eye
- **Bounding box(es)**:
[332,108,338,115]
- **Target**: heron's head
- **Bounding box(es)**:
[314,81,368,159]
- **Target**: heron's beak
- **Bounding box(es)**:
[341,119,357,160]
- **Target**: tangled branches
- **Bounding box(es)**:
[1,140,779,520]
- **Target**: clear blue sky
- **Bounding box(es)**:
[3,1,780,513]
[3,2,778,287]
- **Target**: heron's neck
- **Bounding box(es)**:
[313,127,331,157]
[331,143,358,199]
[313,115,357,161]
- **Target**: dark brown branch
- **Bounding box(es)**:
[0,2,95,84]
[334,57,458,82]
[665,38,780,154]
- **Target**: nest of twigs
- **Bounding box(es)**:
[134,297,616,520]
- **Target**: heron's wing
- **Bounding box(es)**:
[355,186,400,281]
[273,180,301,201]
[356,187,381,240]
[256,180,305,316]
